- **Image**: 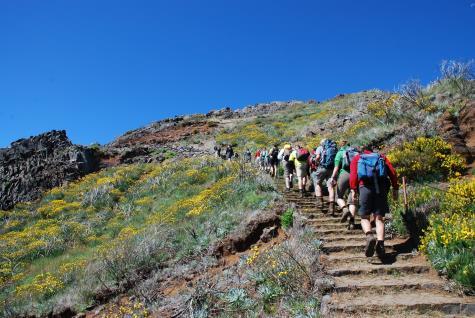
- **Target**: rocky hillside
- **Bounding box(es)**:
[0,130,100,210]
[1,61,474,318]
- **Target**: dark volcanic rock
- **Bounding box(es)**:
[438,101,475,163]
[0,130,99,210]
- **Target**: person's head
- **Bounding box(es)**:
[274,144,278,148]
[361,144,374,152]
[338,139,348,147]
[320,138,327,146]
[284,144,291,150]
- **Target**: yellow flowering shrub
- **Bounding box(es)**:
[179,175,235,216]
[15,272,63,299]
[420,179,475,291]
[366,94,398,122]
[387,136,465,180]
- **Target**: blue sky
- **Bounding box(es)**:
[1,0,474,147]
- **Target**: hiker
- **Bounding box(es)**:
[269,144,280,178]
[214,144,222,158]
[329,140,359,229]
[349,146,398,259]
[255,149,261,167]
[278,144,294,191]
[225,145,234,161]
[261,148,269,172]
[289,144,310,198]
[244,149,252,163]
[311,139,338,214]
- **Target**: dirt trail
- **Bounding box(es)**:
[280,185,475,317]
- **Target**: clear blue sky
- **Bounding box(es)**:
[1,0,474,147]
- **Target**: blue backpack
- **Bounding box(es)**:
[357,153,387,180]
[320,140,337,168]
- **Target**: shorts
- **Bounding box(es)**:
[283,162,294,177]
[296,163,309,178]
[269,158,278,166]
[312,166,332,186]
[336,170,354,204]
[358,181,390,217]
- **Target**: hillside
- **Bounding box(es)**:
[1,61,475,317]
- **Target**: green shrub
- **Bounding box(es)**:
[280,208,294,229]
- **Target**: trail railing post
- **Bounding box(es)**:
[402,177,409,215]
[402,176,408,214]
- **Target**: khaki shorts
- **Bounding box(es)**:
[296,163,309,178]
[312,166,332,186]
[283,162,294,177]
[336,170,354,204]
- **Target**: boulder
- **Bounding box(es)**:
[0,130,100,210]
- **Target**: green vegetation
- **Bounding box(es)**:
[420,179,475,293]
[184,228,325,317]
[280,208,294,229]
[387,136,466,181]
[0,157,278,316]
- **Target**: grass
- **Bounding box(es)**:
[0,157,278,316]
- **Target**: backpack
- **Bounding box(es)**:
[309,151,319,170]
[283,149,291,161]
[320,140,337,168]
[357,153,387,180]
[296,148,310,161]
[270,148,279,160]
[342,147,359,170]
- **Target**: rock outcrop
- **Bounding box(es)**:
[438,101,475,163]
[0,130,99,210]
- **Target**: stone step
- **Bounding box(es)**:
[327,262,431,277]
[323,290,475,316]
[313,228,363,235]
[306,218,359,225]
[310,223,351,230]
[321,234,391,243]
[322,240,402,253]
[321,252,417,265]
[332,273,446,292]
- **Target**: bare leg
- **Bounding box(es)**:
[361,216,372,234]
[349,204,357,217]
[315,184,323,197]
[375,215,385,241]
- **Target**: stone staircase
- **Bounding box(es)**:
[281,186,475,317]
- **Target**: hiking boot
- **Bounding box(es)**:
[340,207,351,223]
[347,217,355,230]
[365,233,376,257]
[285,187,290,192]
[376,240,385,259]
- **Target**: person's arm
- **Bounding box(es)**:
[277,149,284,161]
[331,150,343,179]
[384,156,399,200]
[384,157,399,190]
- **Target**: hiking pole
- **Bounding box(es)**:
[402,176,408,214]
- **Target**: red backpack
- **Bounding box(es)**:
[296,148,310,161]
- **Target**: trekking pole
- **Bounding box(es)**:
[402,176,408,214]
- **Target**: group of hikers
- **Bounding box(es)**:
[213,144,236,161]
[252,139,399,260]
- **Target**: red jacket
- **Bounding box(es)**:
[349,150,398,190]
